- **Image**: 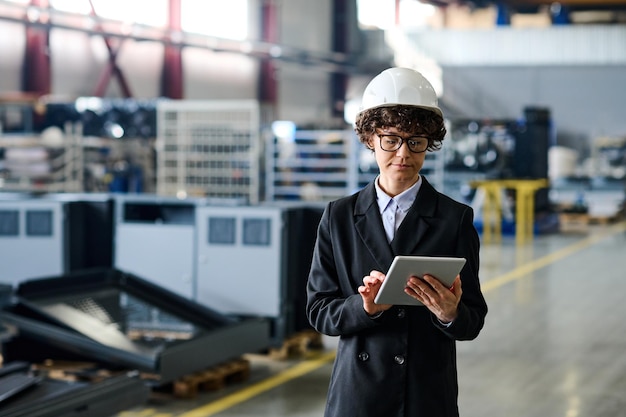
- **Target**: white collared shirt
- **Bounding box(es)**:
[375,176,422,243]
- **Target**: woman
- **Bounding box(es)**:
[306,67,488,417]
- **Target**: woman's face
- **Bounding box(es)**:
[368,126,427,196]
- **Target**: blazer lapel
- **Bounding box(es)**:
[354,183,395,270]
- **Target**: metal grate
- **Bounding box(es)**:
[37,289,198,350]
[156,100,261,203]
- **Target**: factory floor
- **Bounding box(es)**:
[115,220,626,417]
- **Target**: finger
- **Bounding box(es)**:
[407,283,430,304]
[406,277,428,295]
[369,270,385,281]
[405,281,428,301]
[451,275,462,297]
[363,276,381,287]
[422,274,443,292]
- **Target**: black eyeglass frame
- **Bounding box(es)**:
[375,133,429,154]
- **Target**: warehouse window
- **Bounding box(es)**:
[0,211,19,237]
[47,0,248,40]
[358,0,436,29]
[181,0,248,40]
[50,0,167,27]
[208,217,236,245]
[243,218,271,246]
[26,210,53,237]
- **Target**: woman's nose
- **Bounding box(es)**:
[395,140,411,155]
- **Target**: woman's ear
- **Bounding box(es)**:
[365,137,375,150]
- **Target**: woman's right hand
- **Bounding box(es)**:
[358,270,392,316]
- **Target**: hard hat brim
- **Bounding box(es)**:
[357,102,443,119]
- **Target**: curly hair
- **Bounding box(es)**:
[354,106,446,152]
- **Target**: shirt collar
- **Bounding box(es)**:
[375,176,422,214]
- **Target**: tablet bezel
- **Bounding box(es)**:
[373,255,466,306]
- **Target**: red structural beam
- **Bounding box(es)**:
[161,0,183,99]
[22,0,51,96]
[259,0,278,105]
[89,0,133,97]
[331,0,349,119]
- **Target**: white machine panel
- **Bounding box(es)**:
[0,199,64,284]
[196,206,283,317]
[114,196,198,299]
[115,223,195,298]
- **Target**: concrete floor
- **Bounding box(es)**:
[116,221,626,417]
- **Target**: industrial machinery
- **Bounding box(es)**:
[0,361,149,417]
[0,193,114,285]
[0,268,271,384]
[113,194,206,299]
[446,107,552,180]
[195,202,324,342]
[113,194,323,342]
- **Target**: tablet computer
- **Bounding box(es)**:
[374,255,466,306]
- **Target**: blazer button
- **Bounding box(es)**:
[358,352,370,362]
[394,355,405,365]
[397,308,406,319]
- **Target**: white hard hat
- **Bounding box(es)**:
[358,67,442,118]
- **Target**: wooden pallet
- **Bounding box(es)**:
[269,329,324,360]
[558,213,590,233]
[588,212,624,225]
[171,358,250,398]
[32,360,118,383]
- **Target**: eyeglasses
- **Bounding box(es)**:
[376,133,429,153]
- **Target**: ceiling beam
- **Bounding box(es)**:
[510,0,626,5]
[423,0,626,9]
[0,2,357,75]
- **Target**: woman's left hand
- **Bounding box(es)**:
[405,274,462,324]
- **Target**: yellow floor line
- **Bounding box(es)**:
[118,410,164,417]
[481,221,626,293]
[177,351,336,417]
[174,221,626,417]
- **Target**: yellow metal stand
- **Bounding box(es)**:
[470,179,549,245]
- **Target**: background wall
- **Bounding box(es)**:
[0,0,348,126]
[0,21,24,94]
[1,0,625,154]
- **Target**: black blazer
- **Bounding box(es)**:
[306,177,488,417]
